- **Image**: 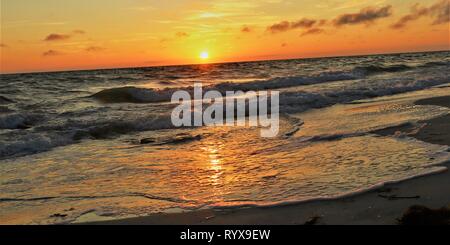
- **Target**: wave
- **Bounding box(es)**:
[0,133,73,160]
[0,113,36,129]
[278,77,450,113]
[0,95,14,104]
[208,158,450,210]
[139,133,203,145]
[0,106,13,113]
[90,63,447,105]
[0,113,176,159]
[71,114,175,140]
[90,87,175,103]
[90,71,358,104]
[352,64,413,76]
[421,61,450,68]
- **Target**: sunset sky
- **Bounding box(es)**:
[1,0,449,73]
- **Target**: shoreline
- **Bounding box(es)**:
[83,96,450,225]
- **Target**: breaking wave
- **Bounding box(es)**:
[0,113,41,129]
[352,64,413,76]
[90,75,450,113]
[0,113,176,159]
[90,71,359,104]
[90,61,447,105]
[91,87,175,103]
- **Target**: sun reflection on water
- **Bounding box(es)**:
[202,142,224,189]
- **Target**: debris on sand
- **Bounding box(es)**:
[304,216,321,225]
[398,205,450,225]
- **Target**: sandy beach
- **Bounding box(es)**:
[83,96,450,225]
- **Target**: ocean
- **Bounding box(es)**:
[1,51,450,224]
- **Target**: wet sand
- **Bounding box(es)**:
[413,97,450,146]
[84,96,450,225]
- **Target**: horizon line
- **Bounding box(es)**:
[1,49,449,76]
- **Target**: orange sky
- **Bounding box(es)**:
[1,0,449,73]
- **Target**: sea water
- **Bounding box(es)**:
[0,51,449,224]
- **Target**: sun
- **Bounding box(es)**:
[200,51,209,60]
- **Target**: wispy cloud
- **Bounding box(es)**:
[0,43,8,48]
[267,18,318,33]
[44,33,71,41]
[175,32,190,38]
[241,25,253,33]
[73,30,86,35]
[42,50,63,56]
[264,4,394,37]
[391,0,449,29]
[85,46,104,52]
[291,19,317,29]
[300,28,325,37]
[333,5,393,26]
[267,21,290,33]
[43,30,85,41]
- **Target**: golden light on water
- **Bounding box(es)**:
[204,144,223,181]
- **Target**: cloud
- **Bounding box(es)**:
[267,21,290,33]
[281,42,287,47]
[433,0,450,24]
[300,28,325,37]
[85,46,104,52]
[43,29,85,41]
[42,50,62,57]
[291,19,317,29]
[265,6,393,35]
[73,29,86,34]
[317,19,328,26]
[241,25,252,33]
[0,43,8,48]
[333,5,393,26]
[175,32,189,38]
[267,18,318,33]
[44,33,71,41]
[391,0,450,29]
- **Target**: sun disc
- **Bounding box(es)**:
[200,51,209,60]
